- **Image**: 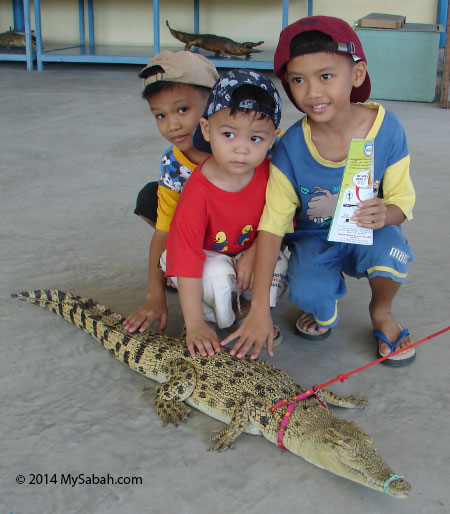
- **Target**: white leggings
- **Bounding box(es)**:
[160,249,288,329]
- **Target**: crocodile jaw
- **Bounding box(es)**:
[285,418,411,498]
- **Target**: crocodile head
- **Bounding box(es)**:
[285,416,411,498]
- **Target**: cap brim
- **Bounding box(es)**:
[192,123,211,153]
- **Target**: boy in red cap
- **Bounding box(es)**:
[223,16,416,366]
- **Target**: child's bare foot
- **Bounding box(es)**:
[166,278,177,290]
[370,310,416,366]
[263,325,283,348]
[295,311,330,340]
[370,311,410,353]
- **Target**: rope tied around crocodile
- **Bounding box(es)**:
[270,325,450,451]
[270,388,327,450]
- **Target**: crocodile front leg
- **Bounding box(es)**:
[155,358,196,425]
[210,397,255,451]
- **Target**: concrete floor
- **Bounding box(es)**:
[1,61,449,514]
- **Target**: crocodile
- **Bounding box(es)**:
[13,289,411,498]
[0,30,36,49]
[166,21,263,57]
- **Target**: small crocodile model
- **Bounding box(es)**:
[166,21,263,57]
[0,30,36,49]
[14,289,411,498]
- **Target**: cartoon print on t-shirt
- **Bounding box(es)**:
[211,231,228,252]
[159,148,194,193]
[303,179,381,227]
[237,224,253,246]
[306,186,338,227]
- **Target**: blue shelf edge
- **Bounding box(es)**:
[0,53,33,62]
[35,45,277,69]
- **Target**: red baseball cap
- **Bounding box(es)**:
[274,16,371,108]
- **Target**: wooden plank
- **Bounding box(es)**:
[357,13,406,30]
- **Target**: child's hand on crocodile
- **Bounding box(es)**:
[123,296,168,334]
[222,311,274,360]
[186,322,221,357]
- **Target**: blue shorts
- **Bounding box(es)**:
[287,225,414,328]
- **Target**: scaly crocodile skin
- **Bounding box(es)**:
[13,289,411,498]
[166,21,263,56]
[0,30,36,48]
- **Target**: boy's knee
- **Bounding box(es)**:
[134,181,158,224]
[202,251,235,279]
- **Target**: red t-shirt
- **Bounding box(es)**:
[166,157,270,278]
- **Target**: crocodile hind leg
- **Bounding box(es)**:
[155,359,196,425]
[210,397,254,451]
[316,388,369,409]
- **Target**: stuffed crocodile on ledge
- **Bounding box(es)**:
[0,30,36,49]
[166,21,263,57]
[13,289,411,499]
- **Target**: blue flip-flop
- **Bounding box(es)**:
[374,328,416,367]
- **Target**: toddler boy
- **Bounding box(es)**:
[163,70,287,357]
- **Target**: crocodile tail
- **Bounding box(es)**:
[13,289,128,348]
[12,289,113,317]
[14,289,113,323]
[166,20,178,37]
[166,20,190,43]
[13,289,77,305]
[12,289,169,376]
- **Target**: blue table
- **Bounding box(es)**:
[0,0,34,70]
[34,0,313,71]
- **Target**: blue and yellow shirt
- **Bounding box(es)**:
[259,103,415,238]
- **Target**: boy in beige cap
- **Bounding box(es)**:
[123,51,219,335]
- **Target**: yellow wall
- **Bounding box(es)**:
[0,0,14,31]
[0,0,439,48]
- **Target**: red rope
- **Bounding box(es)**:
[270,325,450,450]
[314,325,450,392]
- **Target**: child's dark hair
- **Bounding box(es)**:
[229,84,276,122]
[290,30,353,63]
[139,66,210,101]
[290,30,332,57]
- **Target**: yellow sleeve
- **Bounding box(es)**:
[382,155,415,220]
[155,186,181,232]
[258,164,300,237]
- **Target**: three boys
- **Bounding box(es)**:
[127,16,416,368]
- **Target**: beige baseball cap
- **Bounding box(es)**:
[140,51,219,90]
